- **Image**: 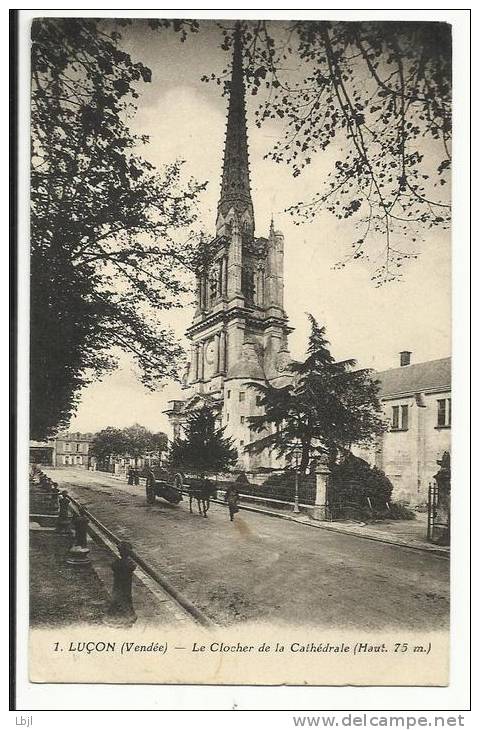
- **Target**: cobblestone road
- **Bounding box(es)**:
[48,468,450,629]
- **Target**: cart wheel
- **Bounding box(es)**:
[146,486,155,504]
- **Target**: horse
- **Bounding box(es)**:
[174,473,217,518]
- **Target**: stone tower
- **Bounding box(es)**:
[165,25,293,470]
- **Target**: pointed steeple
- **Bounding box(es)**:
[217,23,254,235]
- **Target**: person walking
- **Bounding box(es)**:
[224,483,240,522]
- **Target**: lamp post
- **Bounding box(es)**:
[293,446,302,514]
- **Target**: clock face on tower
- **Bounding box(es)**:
[205,339,216,366]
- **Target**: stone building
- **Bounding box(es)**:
[357,353,451,505]
[165,27,294,470]
[29,440,55,466]
[54,431,94,468]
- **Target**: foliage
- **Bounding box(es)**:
[246,314,385,471]
[206,21,451,283]
[90,427,129,465]
[90,424,167,465]
[168,406,238,475]
[30,18,206,439]
[329,452,393,512]
[122,424,168,460]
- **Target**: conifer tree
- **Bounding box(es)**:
[168,406,238,475]
[247,314,385,471]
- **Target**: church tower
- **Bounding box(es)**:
[166,25,294,470]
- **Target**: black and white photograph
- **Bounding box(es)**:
[17,8,468,695]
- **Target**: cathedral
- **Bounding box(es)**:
[165,27,294,470]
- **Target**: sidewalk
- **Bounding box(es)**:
[233,501,449,556]
[29,518,194,627]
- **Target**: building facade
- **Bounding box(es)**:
[165,28,294,470]
[357,353,451,505]
[54,431,94,468]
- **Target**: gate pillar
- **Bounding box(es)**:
[312,460,330,521]
[432,451,450,546]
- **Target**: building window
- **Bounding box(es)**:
[76,443,80,452]
[227,390,231,399]
[391,405,408,431]
[437,398,451,427]
[226,414,229,422]
[65,443,71,451]
[239,392,245,402]
[239,440,244,447]
[256,395,262,406]
[240,416,245,424]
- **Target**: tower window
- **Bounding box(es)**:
[241,267,255,304]
[256,395,262,406]
[239,392,245,402]
[240,416,245,424]
[239,440,244,447]
[227,390,231,399]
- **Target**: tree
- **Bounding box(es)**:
[90,427,129,469]
[30,18,205,439]
[206,21,451,283]
[246,314,385,471]
[90,424,168,468]
[329,453,394,515]
[168,406,238,475]
[122,424,166,467]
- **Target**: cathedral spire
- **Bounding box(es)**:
[217,23,254,234]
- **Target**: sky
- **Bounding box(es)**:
[69,19,451,437]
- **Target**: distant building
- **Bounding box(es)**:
[29,440,55,466]
[357,353,451,505]
[54,431,94,468]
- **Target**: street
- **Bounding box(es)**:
[47,468,450,630]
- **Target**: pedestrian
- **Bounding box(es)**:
[134,468,140,486]
[127,467,134,485]
[224,483,240,522]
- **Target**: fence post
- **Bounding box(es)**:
[105,541,137,626]
[56,490,72,534]
[66,508,91,566]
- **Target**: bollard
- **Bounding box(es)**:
[56,490,72,534]
[66,508,91,566]
[51,483,60,513]
[104,541,137,627]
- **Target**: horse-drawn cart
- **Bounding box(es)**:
[145,479,183,505]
